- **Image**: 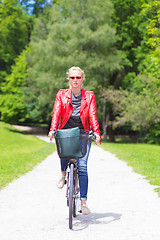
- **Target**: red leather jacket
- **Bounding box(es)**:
[50,88,101,137]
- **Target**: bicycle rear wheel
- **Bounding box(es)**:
[69,163,74,229]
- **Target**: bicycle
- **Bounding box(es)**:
[53,127,93,229]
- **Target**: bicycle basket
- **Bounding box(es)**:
[55,127,89,159]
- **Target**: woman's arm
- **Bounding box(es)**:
[89,93,101,144]
[49,90,62,132]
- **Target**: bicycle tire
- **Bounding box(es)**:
[69,163,74,229]
[73,171,78,218]
[73,198,76,218]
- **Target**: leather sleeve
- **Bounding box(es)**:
[50,90,62,131]
[89,93,101,137]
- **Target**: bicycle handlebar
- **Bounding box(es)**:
[50,130,96,143]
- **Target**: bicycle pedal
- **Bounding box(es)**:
[79,210,82,213]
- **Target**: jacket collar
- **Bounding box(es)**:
[81,89,88,112]
[66,88,72,99]
[66,88,87,100]
[65,88,87,112]
[81,88,87,100]
[65,88,72,104]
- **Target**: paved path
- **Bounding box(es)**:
[0,128,160,239]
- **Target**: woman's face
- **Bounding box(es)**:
[68,69,83,90]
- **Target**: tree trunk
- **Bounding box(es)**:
[103,98,107,141]
[106,72,118,142]
[108,125,115,142]
[107,109,115,142]
[102,74,107,141]
[105,110,110,140]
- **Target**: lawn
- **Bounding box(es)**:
[0,122,56,189]
[101,140,160,196]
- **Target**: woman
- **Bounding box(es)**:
[49,66,101,215]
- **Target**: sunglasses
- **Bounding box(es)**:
[69,76,82,80]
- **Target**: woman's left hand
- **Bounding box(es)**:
[94,133,101,145]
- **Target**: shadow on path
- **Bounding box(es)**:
[71,212,122,231]
[6,125,49,136]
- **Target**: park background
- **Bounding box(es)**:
[0,0,160,194]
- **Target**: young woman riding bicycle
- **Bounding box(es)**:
[48,66,101,215]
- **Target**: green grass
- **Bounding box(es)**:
[0,122,56,189]
[101,140,160,196]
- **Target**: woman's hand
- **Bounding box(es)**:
[94,133,101,145]
[48,131,54,141]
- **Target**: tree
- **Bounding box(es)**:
[0,49,29,123]
[102,0,158,142]
[0,0,51,122]
[0,0,29,75]
[103,73,160,143]
[24,0,124,125]
[0,0,33,122]
[141,0,160,64]
[112,0,150,74]
[97,0,151,141]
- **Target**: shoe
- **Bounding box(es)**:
[81,204,90,215]
[56,174,66,189]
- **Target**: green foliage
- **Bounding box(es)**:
[1,0,159,144]
[0,49,29,123]
[103,73,160,142]
[101,141,160,196]
[112,0,149,72]
[24,0,124,123]
[100,0,151,141]
[141,0,160,62]
[0,121,55,189]
[145,123,160,144]
[103,0,160,143]
[0,0,29,74]
[0,0,33,117]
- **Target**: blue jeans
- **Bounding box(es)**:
[60,138,92,200]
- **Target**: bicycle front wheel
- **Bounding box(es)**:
[69,163,74,229]
[73,170,78,218]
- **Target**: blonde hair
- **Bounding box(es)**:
[66,66,85,80]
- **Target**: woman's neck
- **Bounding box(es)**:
[71,88,82,97]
